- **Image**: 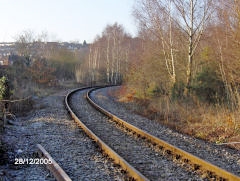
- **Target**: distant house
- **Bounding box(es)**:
[0,54,12,66]
[0,57,11,66]
[0,42,15,66]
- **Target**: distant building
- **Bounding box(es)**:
[0,56,11,66]
[0,42,15,66]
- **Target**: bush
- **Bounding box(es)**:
[28,58,56,85]
[146,83,161,97]
[0,76,10,100]
[171,81,185,100]
[192,67,226,104]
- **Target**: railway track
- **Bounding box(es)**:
[37,144,72,181]
[65,86,240,181]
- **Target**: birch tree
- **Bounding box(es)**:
[173,0,213,93]
[134,0,213,94]
[102,23,129,84]
[87,23,131,85]
[212,0,240,108]
[134,0,177,84]
[88,41,101,85]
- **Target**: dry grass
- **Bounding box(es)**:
[176,104,240,149]
[116,87,240,150]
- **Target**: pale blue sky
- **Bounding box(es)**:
[0,0,137,43]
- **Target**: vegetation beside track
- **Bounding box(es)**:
[113,86,240,150]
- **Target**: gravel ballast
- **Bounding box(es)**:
[90,86,240,177]
[1,86,239,180]
[69,88,203,180]
[0,90,128,181]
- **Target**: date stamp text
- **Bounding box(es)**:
[14,158,52,165]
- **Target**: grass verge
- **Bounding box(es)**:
[115,86,240,150]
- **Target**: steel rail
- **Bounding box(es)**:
[65,87,149,181]
[87,87,240,181]
[37,144,72,181]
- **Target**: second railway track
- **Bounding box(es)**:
[65,86,240,181]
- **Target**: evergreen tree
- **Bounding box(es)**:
[83,40,87,47]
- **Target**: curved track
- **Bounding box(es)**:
[65,86,240,181]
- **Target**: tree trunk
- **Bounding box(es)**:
[106,37,110,84]
[186,0,194,95]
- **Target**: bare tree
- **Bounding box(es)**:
[134,0,177,84]
[86,23,131,85]
[102,23,130,84]
[15,30,35,59]
[134,0,213,94]
[212,0,240,109]
[173,0,213,93]
[88,41,101,85]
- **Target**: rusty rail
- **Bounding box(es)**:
[87,87,240,181]
[37,144,72,181]
[65,87,149,181]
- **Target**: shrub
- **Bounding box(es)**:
[192,67,226,104]
[171,81,185,100]
[0,76,10,100]
[28,58,56,86]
